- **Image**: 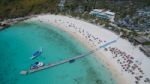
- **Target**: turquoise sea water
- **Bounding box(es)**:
[0,22,116,84]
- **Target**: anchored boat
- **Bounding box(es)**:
[30,48,43,59]
[30,62,44,70]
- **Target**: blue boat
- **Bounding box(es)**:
[30,48,43,59]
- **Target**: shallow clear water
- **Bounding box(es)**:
[0,22,116,84]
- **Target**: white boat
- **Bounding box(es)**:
[30,62,44,70]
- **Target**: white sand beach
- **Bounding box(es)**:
[27,14,150,84]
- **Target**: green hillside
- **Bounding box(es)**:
[0,0,58,19]
[0,0,150,20]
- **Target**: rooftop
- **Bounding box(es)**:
[133,36,150,44]
[140,45,150,57]
[90,9,115,16]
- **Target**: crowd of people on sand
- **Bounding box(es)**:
[40,18,150,84]
[108,47,150,84]
[54,19,105,48]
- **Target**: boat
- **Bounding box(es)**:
[69,59,75,63]
[30,48,43,59]
[30,62,44,70]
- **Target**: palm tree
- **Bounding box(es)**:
[93,0,96,9]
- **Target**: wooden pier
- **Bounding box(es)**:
[20,38,118,75]
[28,50,95,74]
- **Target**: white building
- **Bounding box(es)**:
[89,9,115,22]
[58,0,66,11]
[137,10,150,17]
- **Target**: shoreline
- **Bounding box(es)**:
[23,14,150,84]
[0,15,36,31]
[39,15,128,84]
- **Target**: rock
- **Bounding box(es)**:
[20,71,27,75]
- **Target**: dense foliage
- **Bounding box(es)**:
[0,0,58,19]
[0,0,150,19]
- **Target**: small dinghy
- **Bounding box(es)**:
[30,48,43,59]
[69,59,75,63]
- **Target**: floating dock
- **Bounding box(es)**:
[20,38,118,75]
